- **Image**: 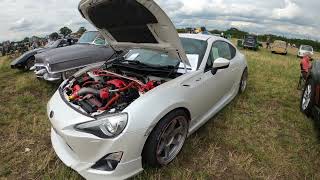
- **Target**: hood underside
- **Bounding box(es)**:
[78,0,189,65]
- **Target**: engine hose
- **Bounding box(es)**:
[99,93,120,111]
[82,81,99,87]
[78,88,100,97]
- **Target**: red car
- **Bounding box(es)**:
[301,60,320,120]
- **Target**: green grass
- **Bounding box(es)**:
[1,49,320,179]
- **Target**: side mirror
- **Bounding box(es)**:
[211,57,230,75]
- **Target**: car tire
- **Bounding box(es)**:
[24,56,35,71]
[142,109,189,168]
[239,68,248,94]
[300,79,315,117]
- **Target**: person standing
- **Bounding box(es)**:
[266,36,271,49]
[300,52,313,80]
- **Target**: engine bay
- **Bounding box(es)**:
[62,68,169,115]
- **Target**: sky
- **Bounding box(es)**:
[0,0,319,42]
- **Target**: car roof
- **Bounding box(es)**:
[301,45,313,47]
[179,33,225,41]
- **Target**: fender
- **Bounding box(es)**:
[311,61,320,84]
[10,49,41,69]
[311,61,320,106]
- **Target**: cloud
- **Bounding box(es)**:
[0,0,319,41]
[9,18,34,31]
[272,0,302,19]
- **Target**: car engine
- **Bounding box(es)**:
[63,69,165,115]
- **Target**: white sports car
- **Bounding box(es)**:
[47,0,248,179]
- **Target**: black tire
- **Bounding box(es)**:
[142,109,189,168]
[24,56,35,71]
[300,79,315,117]
[239,68,248,94]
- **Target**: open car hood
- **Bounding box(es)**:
[78,0,189,65]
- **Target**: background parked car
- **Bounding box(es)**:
[298,45,314,58]
[301,60,320,121]
[243,34,259,51]
[271,40,288,55]
[33,31,116,81]
[10,39,75,70]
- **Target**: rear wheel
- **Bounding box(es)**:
[142,110,189,168]
[300,79,315,116]
[239,68,248,94]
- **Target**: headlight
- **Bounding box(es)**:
[75,113,128,138]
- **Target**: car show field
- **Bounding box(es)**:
[1,47,320,179]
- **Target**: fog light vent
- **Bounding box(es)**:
[91,152,123,171]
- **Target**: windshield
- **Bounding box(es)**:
[245,35,256,40]
[125,49,180,67]
[78,31,99,44]
[124,38,207,68]
[180,38,207,62]
[45,40,59,48]
[274,41,286,46]
[301,45,313,51]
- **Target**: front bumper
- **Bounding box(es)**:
[243,43,257,49]
[48,91,146,180]
[51,129,144,180]
[34,64,61,81]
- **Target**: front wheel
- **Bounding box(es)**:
[24,56,35,71]
[300,79,315,116]
[239,68,248,94]
[142,110,189,168]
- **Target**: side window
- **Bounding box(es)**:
[213,41,232,60]
[205,41,236,71]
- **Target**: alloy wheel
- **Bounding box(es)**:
[156,116,188,165]
[302,84,312,111]
[241,70,248,92]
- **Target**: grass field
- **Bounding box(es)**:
[1,48,320,179]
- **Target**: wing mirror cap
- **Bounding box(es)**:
[211,57,230,75]
[213,57,230,69]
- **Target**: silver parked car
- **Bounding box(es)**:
[47,0,248,179]
[34,31,115,81]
